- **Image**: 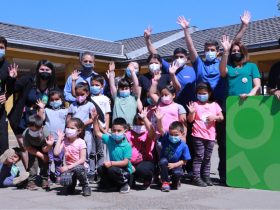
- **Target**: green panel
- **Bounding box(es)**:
[226,96,280,191]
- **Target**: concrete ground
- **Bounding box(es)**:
[1,134,280,209]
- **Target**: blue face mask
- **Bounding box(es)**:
[125,68,138,78]
[83,63,93,69]
[90,86,102,95]
[49,100,62,109]
[111,132,125,143]
[169,135,181,144]
[0,49,5,58]
[197,94,209,102]
[205,51,217,62]
[119,90,130,98]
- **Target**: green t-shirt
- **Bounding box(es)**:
[112,95,137,126]
[101,133,133,174]
[227,62,260,96]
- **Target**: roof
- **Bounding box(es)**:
[118,16,280,61]
[0,22,126,59]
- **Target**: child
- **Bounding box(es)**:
[107,61,142,126]
[125,108,156,189]
[67,82,96,180]
[23,114,54,190]
[54,118,91,196]
[155,109,191,192]
[187,82,224,187]
[149,71,187,138]
[92,110,132,194]
[89,75,111,182]
[0,147,29,188]
[37,89,67,183]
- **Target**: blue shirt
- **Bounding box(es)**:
[0,163,19,187]
[64,71,107,102]
[162,59,196,106]
[193,57,227,110]
[159,133,191,163]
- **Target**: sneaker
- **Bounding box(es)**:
[41,179,50,190]
[138,180,151,190]
[13,172,29,185]
[26,181,38,190]
[171,180,181,190]
[119,183,130,194]
[88,175,95,184]
[161,182,170,192]
[202,176,213,186]
[193,177,207,187]
[82,186,91,196]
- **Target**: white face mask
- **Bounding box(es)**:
[65,128,77,138]
[149,63,160,74]
[176,58,186,68]
[28,129,42,138]
[131,125,146,134]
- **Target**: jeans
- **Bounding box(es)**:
[159,158,183,184]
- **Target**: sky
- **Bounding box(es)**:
[0,0,279,41]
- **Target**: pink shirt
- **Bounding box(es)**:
[192,101,222,141]
[63,138,87,167]
[157,102,181,132]
[125,130,155,165]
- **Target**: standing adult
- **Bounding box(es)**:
[8,60,57,169]
[0,36,18,155]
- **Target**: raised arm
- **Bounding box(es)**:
[177,16,198,63]
[154,109,165,136]
[36,99,46,121]
[129,63,140,95]
[106,62,117,98]
[148,73,161,103]
[234,11,251,42]
[54,130,65,156]
[71,70,80,97]
[92,109,103,139]
[144,26,157,55]
[187,102,196,123]
[169,62,181,92]
[219,35,233,77]
[138,107,156,139]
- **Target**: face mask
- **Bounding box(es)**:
[39,72,52,80]
[176,58,186,68]
[90,86,102,95]
[29,129,42,138]
[161,95,173,105]
[119,90,130,98]
[125,68,139,78]
[169,135,181,144]
[76,95,87,103]
[230,53,243,62]
[82,63,94,69]
[197,94,209,102]
[49,100,62,109]
[111,132,125,142]
[131,125,146,134]
[205,51,217,62]
[65,128,77,138]
[149,64,160,74]
[0,49,5,58]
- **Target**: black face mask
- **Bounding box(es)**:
[230,53,244,62]
[39,72,52,80]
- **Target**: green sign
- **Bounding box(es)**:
[227,96,280,191]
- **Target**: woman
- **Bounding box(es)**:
[8,60,57,169]
[219,35,261,99]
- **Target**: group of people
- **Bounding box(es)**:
[0,11,277,197]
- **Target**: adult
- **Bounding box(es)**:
[0,36,18,155]
[267,38,280,100]
[144,27,196,107]
[8,60,57,169]
[64,51,107,102]
[220,36,261,99]
[177,11,251,183]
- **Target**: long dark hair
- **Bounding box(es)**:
[34,60,57,89]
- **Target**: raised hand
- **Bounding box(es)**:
[138,107,148,119]
[0,92,6,104]
[220,35,233,53]
[57,129,65,141]
[169,61,180,75]
[8,63,18,78]
[71,70,80,81]
[36,99,46,108]
[127,63,135,73]
[154,109,165,120]
[144,26,152,40]
[176,16,190,29]
[240,10,251,26]
[109,61,115,72]
[46,134,54,146]
[186,101,196,113]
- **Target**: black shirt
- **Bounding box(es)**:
[268,61,280,90]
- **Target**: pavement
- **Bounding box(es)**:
[1,134,280,209]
